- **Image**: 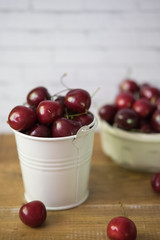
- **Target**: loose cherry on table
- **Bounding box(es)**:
[19,200,47,227]
[107,216,137,240]
[151,172,160,193]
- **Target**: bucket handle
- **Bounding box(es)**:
[73,116,98,144]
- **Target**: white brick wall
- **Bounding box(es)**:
[0,0,160,133]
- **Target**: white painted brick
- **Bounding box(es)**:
[0,50,53,66]
[1,48,158,68]
[0,12,160,31]
[0,66,22,81]
[0,31,85,48]
[54,49,106,66]
[0,0,29,10]
[54,49,160,66]
[87,31,160,48]
[137,0,160,10]
[84,0,136,11]
[33,0,83,11]
[1,30,160,49]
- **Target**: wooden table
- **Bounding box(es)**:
[0,133,160,239]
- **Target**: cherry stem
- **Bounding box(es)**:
[125,67,132,78]
[60,73,71,90]
[119,202,127,218]
[91,87,100,99]
[65,110,88,119]
[51,88,68,100]
[51,73,72,100]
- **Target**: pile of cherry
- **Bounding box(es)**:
[99,79,160,133]
[8,86,94,137]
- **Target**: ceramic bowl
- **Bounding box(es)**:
[99,118,160,172]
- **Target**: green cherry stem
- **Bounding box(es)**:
[65,110,88,119]
[119,202,127,218]
[91,87,100,99]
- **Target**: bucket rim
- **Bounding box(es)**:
[12,116,97,142]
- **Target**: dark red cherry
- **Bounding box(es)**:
[19,201,47,228]
[8,105,37,131]
[27,86,50,107]
[139,120,153,133]
[151,172,160,193]
[132,98,153,118]
[115,92,135,109]
[52,117,82,137]
[55,96,65,108]
[37,100,63,124]
[114,108,139,130]
[155,98,160,110]
[151,109,160,132]
[27,123,51,137]
[140,86,160,103]
[120,79,139,94]
[65,89,91,113]
[107,216,137,240]
[98,104,117,124]
[74,112,94,126]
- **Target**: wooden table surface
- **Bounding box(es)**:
[0,133,160,240]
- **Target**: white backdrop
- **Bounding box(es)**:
[1,0,160,133]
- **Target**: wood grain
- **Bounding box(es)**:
[0,133,160,239]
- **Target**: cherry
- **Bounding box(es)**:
[8,105,37,131]
[74,112,94,126]
[139,120,153,133]
[155,98,160,110]
[64,88,91,113]
[55,96,65,109]
[27,123,51,137]
[52,117,82,137]
[115,92,135,110]
[140,85,160,103]
[37,100,63,124]
[27,86,50,107]
[19,200,47,228]
[151,172,160,193]
[151,109,160,132]
[114,108,139,130]
[119,79,139,94]
[107,216,137,240]
[132,98,153,118]
[98,104,117,124]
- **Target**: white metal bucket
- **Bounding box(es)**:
[13,117,97,210]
